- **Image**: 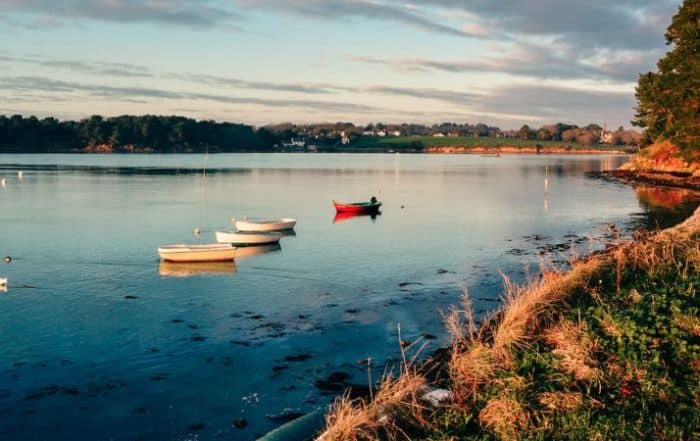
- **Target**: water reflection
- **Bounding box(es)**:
[158,261,237,278]
[632,185,700,229]
[333,211,382,223]
[235,242,282,260]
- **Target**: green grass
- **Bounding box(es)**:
[416,245,699,441]
[347,136,619,150]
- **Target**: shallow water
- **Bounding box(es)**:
[0,153,697,440]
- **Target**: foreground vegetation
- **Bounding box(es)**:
[318,208,700,441]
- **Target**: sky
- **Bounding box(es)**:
[0,0,682,129]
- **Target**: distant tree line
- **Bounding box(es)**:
[0,114,276,153]
[0,114,642,153]
[516,123,641,146]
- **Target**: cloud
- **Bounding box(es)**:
[1,54,152,78]
[363,85,481,105]
[235,0,478,38]
[0,0,242,28]
[0,75,381,113]
[470,84,636,126]
[349,39,661,83]
[391,0,678,51]
[166,73,352,95]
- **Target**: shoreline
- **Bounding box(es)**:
[0,147,631,155]
[423,145,630,155]
[604,169,700,191]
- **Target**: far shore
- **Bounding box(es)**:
[0,145,633,155]
[423,145,630,155]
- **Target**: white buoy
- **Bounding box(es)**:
[193,227,201,236]
[0,277,7,287]
[17,171,23,179]
[1,178,6,187]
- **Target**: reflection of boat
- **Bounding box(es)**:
[278,229,296,237]
[234,218,296,232]
[157,244,237,262]
[215,231,282,245]
[333,200,382,213]
[159,261,236,277]
[333,211,381,223]
[235,243,282,260]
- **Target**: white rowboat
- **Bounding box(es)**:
[215,231,282,245]
[234,218,296,232]
[158,244,237,262]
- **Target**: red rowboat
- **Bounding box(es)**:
[333,199,382,213]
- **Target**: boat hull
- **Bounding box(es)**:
[158,244,237,263]
[215,231,282,245]
[234,218,296,232]
[333,200,382,213]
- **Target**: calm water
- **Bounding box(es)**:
[0,153,697,440]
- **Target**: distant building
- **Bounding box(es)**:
[600,130,615,144]
[390,130,401,137]
[340,131,351,145]
[433,132,446,138]
[376,130,387,137]
[599,122,615,144]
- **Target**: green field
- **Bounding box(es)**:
[347,135,620,150]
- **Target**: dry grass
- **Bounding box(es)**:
[537,391,584,412]
[596,312,623,338]
[621,140,700,175]
[319,369,428,441]
[544,319,602,384]
[478,394,529,441]
[673,312,700,337]
[491,273,566,366]
[449,341,495,403]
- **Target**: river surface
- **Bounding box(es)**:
[0,153,697,440]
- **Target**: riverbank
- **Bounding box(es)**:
[603,141,700,190]
[317,206,700,440]
[605,169,700,191]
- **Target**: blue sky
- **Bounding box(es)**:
[0,0,681,128]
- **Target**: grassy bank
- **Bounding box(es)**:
[318,208,700,440]
[610,141,700,190]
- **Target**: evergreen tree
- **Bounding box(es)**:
[633,0,699,151]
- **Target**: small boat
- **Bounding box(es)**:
[234,218,296,232]
[333,199,382,213]
[215,231,282,245]
[157,244,237,263]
